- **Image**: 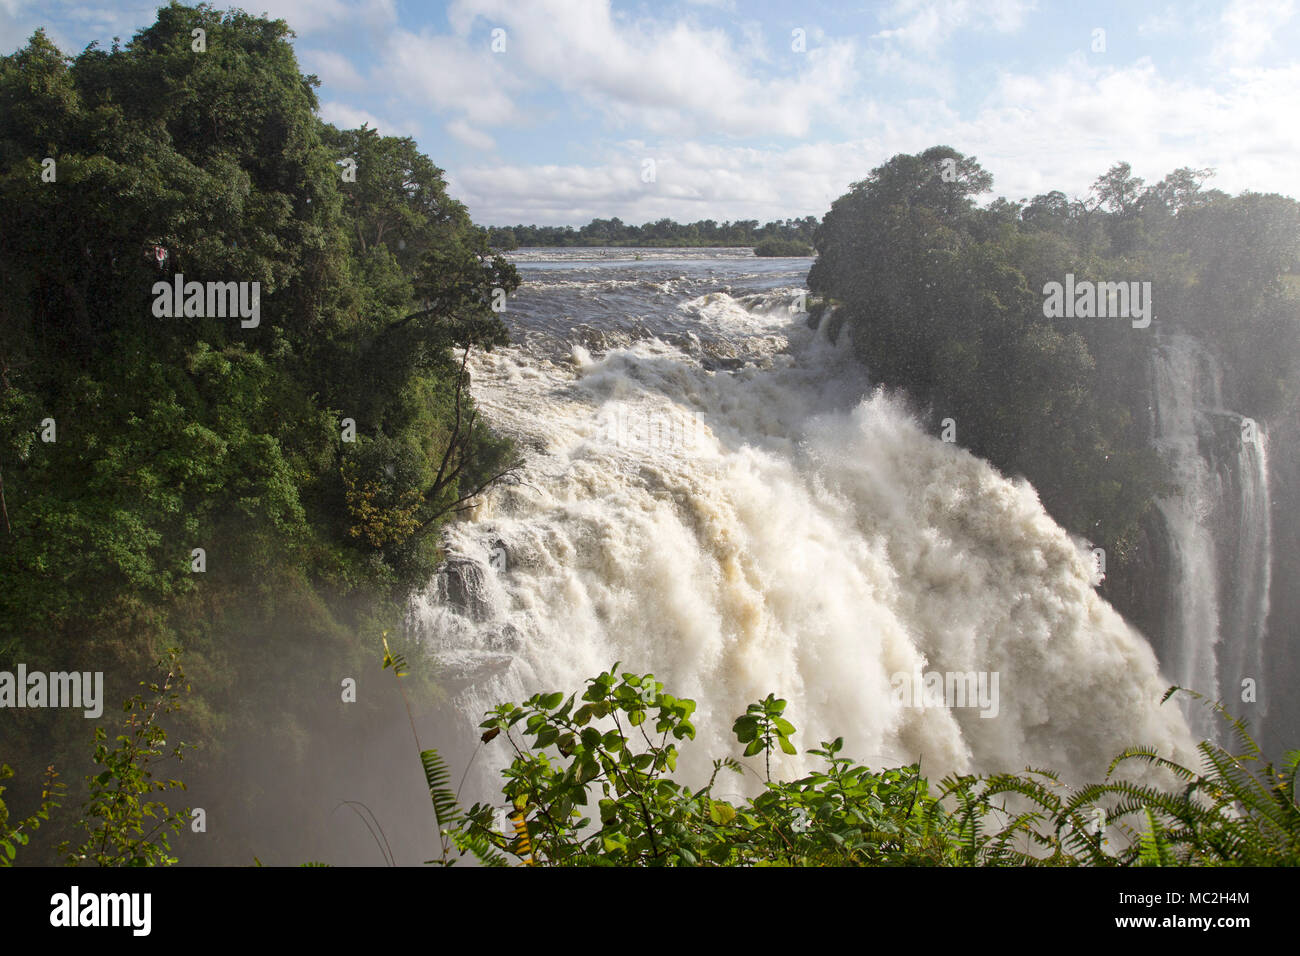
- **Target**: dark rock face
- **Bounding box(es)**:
[437,558,494,622]
[1100,511,1173,659]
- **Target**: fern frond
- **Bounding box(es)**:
[1104,745,1197,783]
[450,827,511,867]
[1138,806,1176,866]
[421,748,463,830]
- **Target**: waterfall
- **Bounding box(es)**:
[1151,333,1272,741]
[409,259,1197,804]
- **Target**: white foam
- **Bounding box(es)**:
[413,291,1197,800]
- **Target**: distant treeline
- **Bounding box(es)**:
[481,216,819,249]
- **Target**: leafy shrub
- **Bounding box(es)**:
[402,666,1299,867]
[60,651,192,867]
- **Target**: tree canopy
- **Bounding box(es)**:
[809,147,1300,608]
[0,2,518,862]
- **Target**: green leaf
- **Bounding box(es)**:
[709,802,737,825]
[733,715,759,742]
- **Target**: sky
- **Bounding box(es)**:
[3,0,1298,226]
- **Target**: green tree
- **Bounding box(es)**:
[61,652,191,867]
[0,3,522,862]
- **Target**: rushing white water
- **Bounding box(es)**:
[409,251,1196,800]
[1152,333,1272,741]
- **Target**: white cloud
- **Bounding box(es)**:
[0,0,152,53]
[379,27,524,126]
[450,51,1300,224]
[443,0,861,137]
[1212,0,1296,65]
[1138,6,1183,36]
[10,0,1297,230]
[446,117,496,150]
[893,56,1300,202]
[0,0,395,55]
[45,2,155,39]
[871,0,1037,51]
[250,0,396,36]
[299,49,364,89]
[863,0,1037,99]
[318,99,416,136]
[451,138,892,225]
